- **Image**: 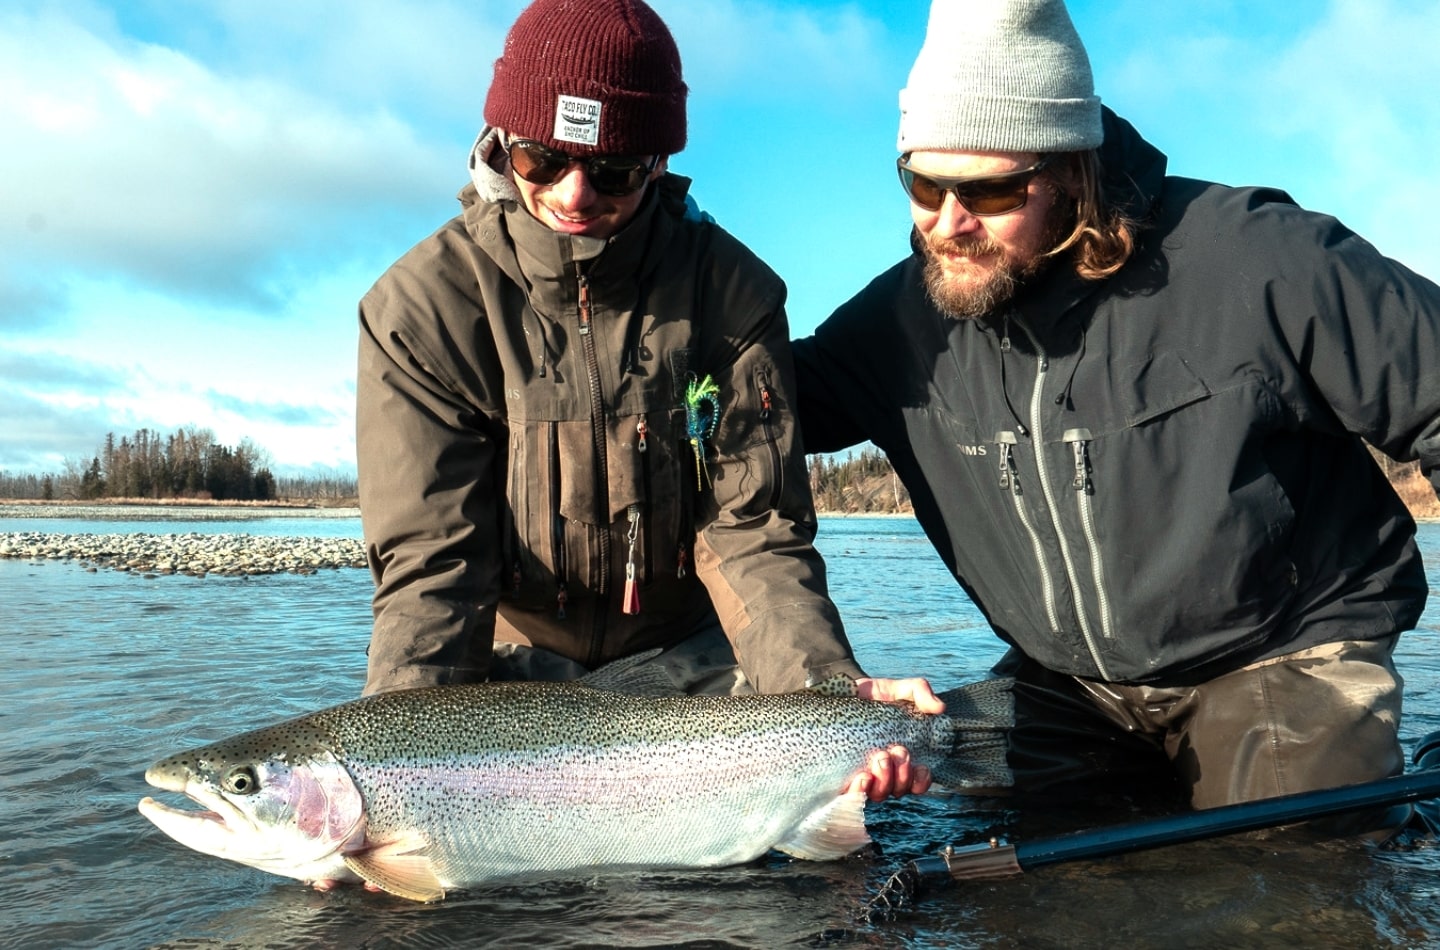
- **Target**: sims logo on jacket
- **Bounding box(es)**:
[555,95,601,146]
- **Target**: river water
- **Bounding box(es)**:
[4,514,1440,948]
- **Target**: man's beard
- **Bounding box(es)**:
[921,236,1022,319]
[919,210,1066,320]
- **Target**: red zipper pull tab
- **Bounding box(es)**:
[622,504,641,615]
[636,415,649,453]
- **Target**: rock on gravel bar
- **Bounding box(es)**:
[0,531,367,577]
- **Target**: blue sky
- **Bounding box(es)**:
[4,0,1439,477]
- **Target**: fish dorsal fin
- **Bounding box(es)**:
[343,833,445,902]
[773,787,871,861]
[803,672,859,698]
[580,648,681,696]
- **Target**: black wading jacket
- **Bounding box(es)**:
[794,111,1440,685]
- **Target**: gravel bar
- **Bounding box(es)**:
[0,503,360,521]
[0,531,367,577]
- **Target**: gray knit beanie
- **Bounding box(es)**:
[898,0,1102,153]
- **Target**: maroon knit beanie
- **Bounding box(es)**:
[483,0,687,157]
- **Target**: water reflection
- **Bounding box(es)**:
[2,517,1440,948]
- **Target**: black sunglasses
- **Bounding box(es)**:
[502,137,660,197]
[896,154,1053,216]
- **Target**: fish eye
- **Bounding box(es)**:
[222,766,260,795]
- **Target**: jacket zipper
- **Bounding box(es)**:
[995,430,1062,634]
[757,373,782,510]
[1064,428,1115,643]
[637,414,653,584]
[506,430,522,598]
[1011,320,1113,681]
[548,421,567,619]
[576,266,610,664]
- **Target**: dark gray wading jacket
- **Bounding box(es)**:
[794,111,1440,685]
[359,132,856,695]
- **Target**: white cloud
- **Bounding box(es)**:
[1255,0,1440,277]
[0,5,461,316]
[6,0,1434,479]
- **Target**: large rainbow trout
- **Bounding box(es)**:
[139,674,1012,901]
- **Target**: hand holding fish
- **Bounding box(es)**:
[851,677,944,801]
[854,675,945,713]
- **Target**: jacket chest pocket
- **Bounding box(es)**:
[502,404,695,607]
[605,406,692,589]
[503,421,561,607]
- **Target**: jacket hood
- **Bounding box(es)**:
[1097,106,1167,221]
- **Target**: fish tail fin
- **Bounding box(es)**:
[928,676,1015,791]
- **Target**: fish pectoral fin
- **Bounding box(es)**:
[343,835,446,903]
[773,788,871,861]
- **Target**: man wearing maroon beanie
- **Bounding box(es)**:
[355,0,944,801]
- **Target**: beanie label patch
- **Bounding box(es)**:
[554,95,602,146]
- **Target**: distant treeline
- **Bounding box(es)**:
[3,430,1433,520]
[0,426,357,503]
[809,447,911,514]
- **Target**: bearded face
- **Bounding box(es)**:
[918,195,1069,320]
[922,232,1019,319]
[901,150,1072,320]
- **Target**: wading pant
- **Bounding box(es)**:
[995,637,1407,835]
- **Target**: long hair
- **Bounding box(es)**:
[1044,150,1138,280]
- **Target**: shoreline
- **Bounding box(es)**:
[0,502,360,521]
[0,502,907,521]
[0,502,364,575]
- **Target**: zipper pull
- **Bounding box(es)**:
[676,542,689,579]
[1064,429,1094,494]
[577,271,592,336]
[995,431,1019,493]
[622,504,641,615]
[511,559,521,597]
[759,384,773,421]
[636,414,649,453]
[556,581,568,620]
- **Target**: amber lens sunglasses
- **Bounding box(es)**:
[503,137,660,197]
[896,154,1053,215]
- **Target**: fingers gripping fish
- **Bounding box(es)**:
[138,675,1013,901]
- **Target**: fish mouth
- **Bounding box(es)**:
[137,794,231,833]
[137,759,367,885]
[138,769,261,857]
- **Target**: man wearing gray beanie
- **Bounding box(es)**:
[794,0,1440,838]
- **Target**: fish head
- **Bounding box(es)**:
[138,718,367,885]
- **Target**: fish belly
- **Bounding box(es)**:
[354,731,878,885]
